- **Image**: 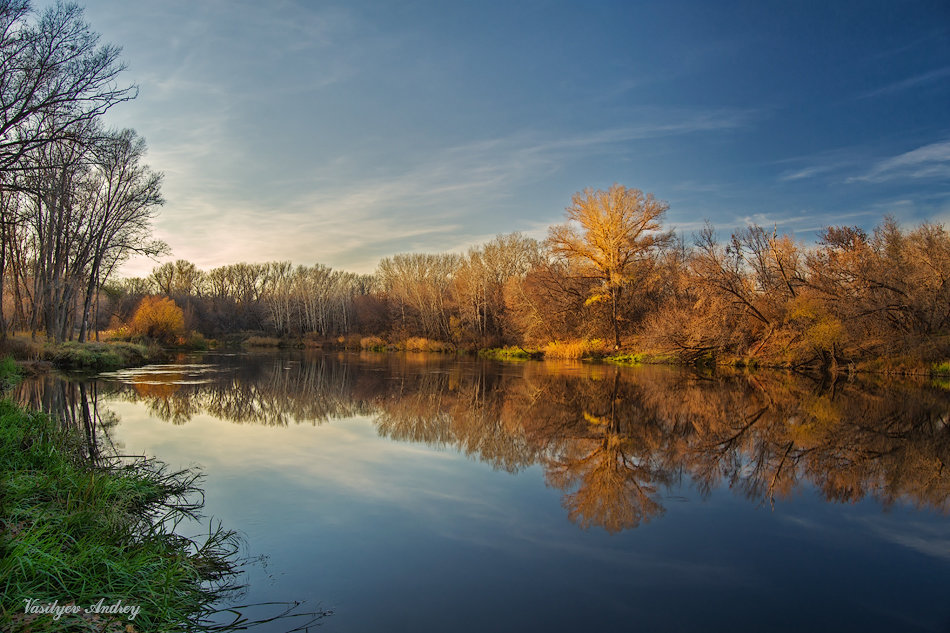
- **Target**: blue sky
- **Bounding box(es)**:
[64,0,950,275]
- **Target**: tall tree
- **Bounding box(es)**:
[547,184,670,349]
[77,128,165,341]
[0,1,136,174]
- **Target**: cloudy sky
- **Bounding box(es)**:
[61,0,950,276]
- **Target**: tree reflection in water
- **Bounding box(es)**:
[17,351,950,532]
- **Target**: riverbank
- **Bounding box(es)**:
[408,339,950,377]
[0,335,175,372]
[0,358,241,631]
[227,332,950,378]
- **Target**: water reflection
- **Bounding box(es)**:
[17,351,950,533]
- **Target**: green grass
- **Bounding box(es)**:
[932,360,950,376]
[604,352,676,366]
[42,341,163,371]
[0,400,242,632]
[478,346,543,361]
[0,356,22,390]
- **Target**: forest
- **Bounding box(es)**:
[0,2,948,373]
[70,190,950,372]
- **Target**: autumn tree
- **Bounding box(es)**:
[453,233,541,345]
[547,184,671,349]
[0,3,161,343]
[129,295,184,343]
[376,252,461,340]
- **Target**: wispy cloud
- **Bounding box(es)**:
[122,107,754,276]
[860,65,950,99]
[848,139,950,183]
[778,163,844,182]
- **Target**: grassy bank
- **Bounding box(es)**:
[1,334,170,372]
[0,351,245,631]
[0,398,244,632]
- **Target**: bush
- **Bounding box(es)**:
[605,351,676,366]
[933,361,950,376]
[399,337,455,352]
[360,336,387,351]
[181,331,211,350]
[339,333,364,349]
[129,296,185,344]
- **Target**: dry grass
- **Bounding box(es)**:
[360,335,387,351]
[542,339,608,360]
[399,337,455,353]
[244,336,282,347]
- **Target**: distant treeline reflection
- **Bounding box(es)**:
[18,352,950,533]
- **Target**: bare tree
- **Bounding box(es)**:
[0,1,136,175]
[377,252,461,340]
[76,128,165,341]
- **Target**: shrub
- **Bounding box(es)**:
[933,361,950,376]
[400,337,455,352]
[340,333,364,349]
[360,336,387,351]
[129,296,185,344]
[605,351,676,366]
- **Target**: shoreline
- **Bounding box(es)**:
[0,394,241,632]
[4,333,946,381]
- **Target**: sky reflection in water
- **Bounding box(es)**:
[18,352,950,632]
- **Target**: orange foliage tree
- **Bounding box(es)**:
[129,296,185,343]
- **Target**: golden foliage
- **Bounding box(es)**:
[543,339,608,359]
[129,296,185,344]
[547,184,671,348]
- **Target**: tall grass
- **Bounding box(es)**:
[478,346,542,361]
[542,339,608,360]
[0,356,22,390]
[398,337,455,353]
[242,335,283,347]
[0,399,326,631]
[359,335,388,351]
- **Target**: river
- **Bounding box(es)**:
[15,350,950,632]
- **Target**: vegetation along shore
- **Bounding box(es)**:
[0,358,236,632]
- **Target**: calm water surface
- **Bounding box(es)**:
[17,351,950,632]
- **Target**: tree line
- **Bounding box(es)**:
[95,183,949,370]
[0,0,164,343]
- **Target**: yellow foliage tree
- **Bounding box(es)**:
[548,184,671,349]
[129,296,185,344]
